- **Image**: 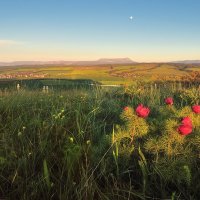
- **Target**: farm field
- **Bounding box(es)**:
[0,80,200,199]
[0,63,200,85]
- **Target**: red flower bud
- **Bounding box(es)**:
[192,105,200,114]
[136,104,150,118]
[124,106,129,111]
[165,97,173,105]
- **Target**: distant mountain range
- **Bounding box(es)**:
[170,60,200,64]
[0,58,136,67]
[1,58,200,67]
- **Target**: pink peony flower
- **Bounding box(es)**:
[192,105,200,114]
[165,97,173,105]
[136,104,150,118]
[178,125,192,136]
[181,117,192,127]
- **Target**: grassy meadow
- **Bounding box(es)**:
[0,78,200,199]
[1,0,200,199]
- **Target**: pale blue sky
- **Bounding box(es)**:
[0,0,200,62]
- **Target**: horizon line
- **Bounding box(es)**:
[1,58,200,64]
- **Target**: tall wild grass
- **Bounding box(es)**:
[0,82,200,199]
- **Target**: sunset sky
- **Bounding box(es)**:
[0,0,200,62]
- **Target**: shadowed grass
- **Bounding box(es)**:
[0,81,200,199]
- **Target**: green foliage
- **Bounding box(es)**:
[0,82,200,199]
[111,127,134,174]
[63,139,82,178]
[123,80,148,97]
[43,159,51,189]
[179,87,200,104]
[120,107,149,138]
[144,104,199,195]
[138,146,148,196]
[153,157,192,186]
